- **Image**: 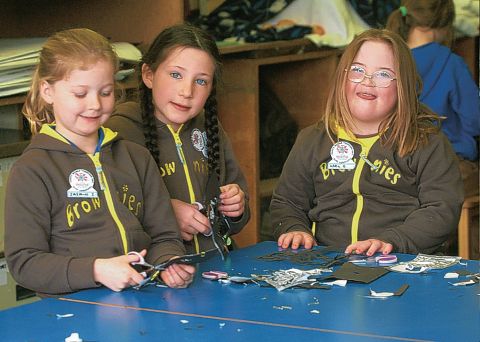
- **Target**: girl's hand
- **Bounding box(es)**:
[160,263,196,288]
[278,231,317,250]
[93,250,147,292]
[171,199,211,240]
[218,184,245,218]
[345,239,393,256]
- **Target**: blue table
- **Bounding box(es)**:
[0,242,478,341]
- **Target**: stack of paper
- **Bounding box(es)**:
[0,38,142,98]
[0,38,45,97]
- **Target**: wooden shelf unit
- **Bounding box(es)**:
[217,40,342,247]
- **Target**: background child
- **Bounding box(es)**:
[270,29,463,256]
[106,23,250,254]
[5,28,194,295]
[386,0,480,197]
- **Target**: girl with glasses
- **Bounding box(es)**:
[270,29,463,256]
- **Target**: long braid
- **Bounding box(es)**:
[139,81,160,166]
[205,89,221,179]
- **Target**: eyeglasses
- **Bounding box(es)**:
[345,65,396,88]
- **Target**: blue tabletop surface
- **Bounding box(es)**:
[0,241,479,342]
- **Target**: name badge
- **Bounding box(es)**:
[328,141,356,170]
[67,169,98,198]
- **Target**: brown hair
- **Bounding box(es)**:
[323,29,440,157]
[386,0,455,47]
[22,28,118,134]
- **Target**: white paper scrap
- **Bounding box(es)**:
[449,280,476,286]
[320,279,347,287]
[369,289,394,298]
[444,272,459,279]
[56,313,74,319]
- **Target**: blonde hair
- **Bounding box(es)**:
[22,28,119,134]
[386,0,455,47]
[323,29,440,157]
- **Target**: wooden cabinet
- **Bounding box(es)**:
[217,40,342,247]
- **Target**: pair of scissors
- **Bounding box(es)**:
[128,251,161,288]
[202,174,230,260]
[128,248,222,289]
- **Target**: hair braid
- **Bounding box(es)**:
[205,89,221,178]
[139,82,160,166]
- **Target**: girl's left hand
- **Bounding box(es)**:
[218,183,245,218]
[160,263,195,288]
[345,239,393,256]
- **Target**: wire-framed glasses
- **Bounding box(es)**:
[345,65,396,88]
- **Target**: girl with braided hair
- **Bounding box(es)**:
[107,23,249,254]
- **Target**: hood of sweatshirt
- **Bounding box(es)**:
[411,42,452,101]
[24,125,120,154]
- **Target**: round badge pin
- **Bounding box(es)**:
[330,141,355,163]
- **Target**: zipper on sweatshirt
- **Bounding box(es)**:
[88,153,129,254]
[167,125,201,253]
[350,138,379,244]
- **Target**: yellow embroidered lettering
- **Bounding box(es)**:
[391,174,401,185]
[81,200,91,213]
[135,202,142,216]
[159,166,166,177]
[165,162,176,176]
[379,164,387,175]
[66,205,75,228]
[72,203,80,219]
[384,167,395,180]
[92,197,101,209]
[128,195,136,211]
[320,162,330,180]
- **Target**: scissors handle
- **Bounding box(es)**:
[128,251,153,268]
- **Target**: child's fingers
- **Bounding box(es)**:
[382,243,393,254]
[291,233,304,249]
[166,265,194,287]
[304,236,316,249]
[278,233,293,248]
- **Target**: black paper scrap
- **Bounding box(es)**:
[328,262,390,283]
[394,284,409,296]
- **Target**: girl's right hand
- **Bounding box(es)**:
[278,231,317,250]
[171,199,211,241]
[93,251,147,292]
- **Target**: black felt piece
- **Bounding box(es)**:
[256,247,349,267]
[328,262,390,283]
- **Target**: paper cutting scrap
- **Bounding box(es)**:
[366,284,409,298]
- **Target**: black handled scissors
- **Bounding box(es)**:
[202,174,230,260]
[128,248,220,289]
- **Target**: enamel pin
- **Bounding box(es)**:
[328,141,356,170]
